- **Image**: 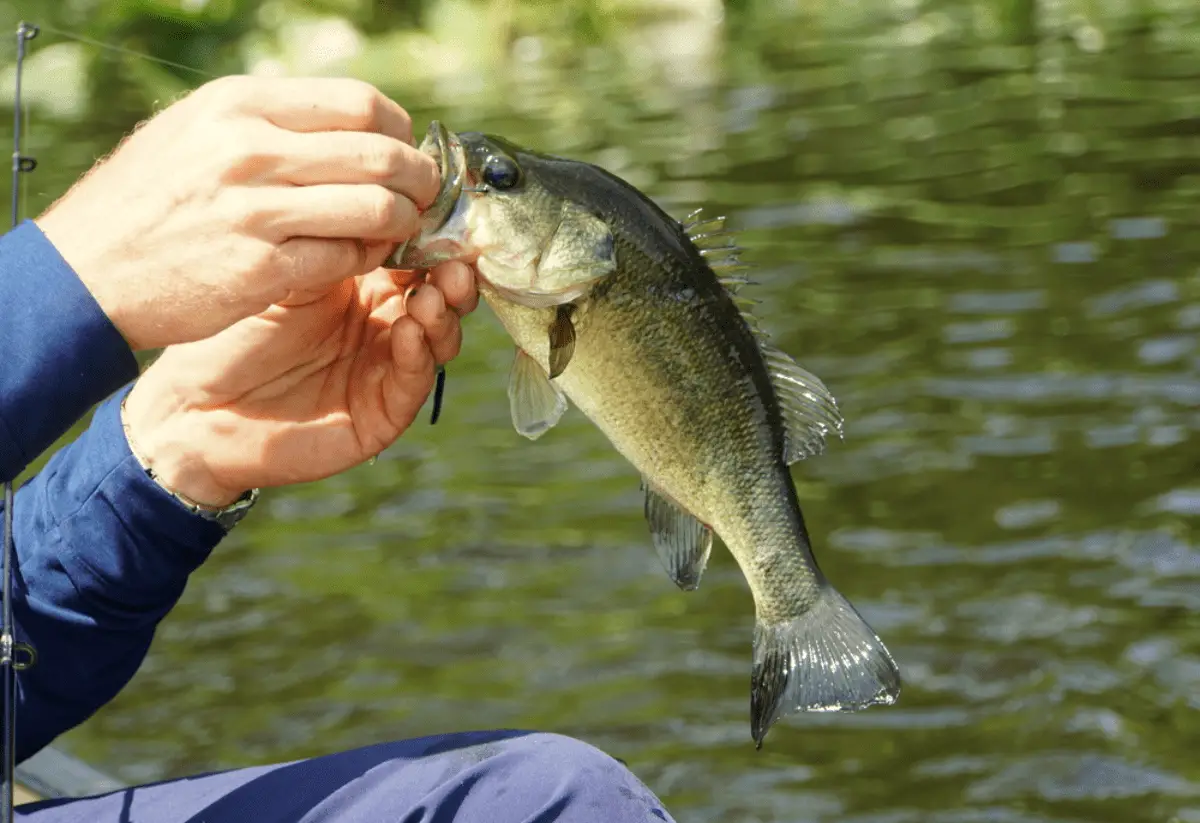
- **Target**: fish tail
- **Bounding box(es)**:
[750,584,900,749]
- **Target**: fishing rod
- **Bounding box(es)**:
[2,21,41,822]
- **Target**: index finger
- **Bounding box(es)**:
[237,77,415,143]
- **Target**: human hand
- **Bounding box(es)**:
[35,75,440,351]
[119,261,479,507]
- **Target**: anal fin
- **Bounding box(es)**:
[642,480,713,591]
[508,348,568,440]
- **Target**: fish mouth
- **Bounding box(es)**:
[417,120,466,235]
[384,120,469,269]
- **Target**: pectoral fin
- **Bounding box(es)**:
[508,349,568,440]
[642,480,713,591]
[548,305,577,379]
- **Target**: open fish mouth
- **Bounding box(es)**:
[384,120,468,268]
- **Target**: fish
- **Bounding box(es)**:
[386,122,901,748]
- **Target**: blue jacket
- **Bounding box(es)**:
[0,219,226,763]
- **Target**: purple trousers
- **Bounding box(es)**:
[16,730,675,822]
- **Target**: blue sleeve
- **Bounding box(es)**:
[0,220,227,761]
[10,387,226,762]
[0,220,139,479]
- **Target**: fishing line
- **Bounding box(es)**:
[3,23,41,823]
[34,23,217,79]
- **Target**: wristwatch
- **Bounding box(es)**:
[174,487,261,532]
[119,394,261,532]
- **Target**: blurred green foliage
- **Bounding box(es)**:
[0,0,1177,124]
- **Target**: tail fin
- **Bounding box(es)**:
[750,584,900,748]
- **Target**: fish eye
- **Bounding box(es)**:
[482,155,521,190]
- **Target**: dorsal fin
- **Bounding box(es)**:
[680,207,751,279]
[680,208,726,234]
[761,343,844,462]
[679,205,844,462]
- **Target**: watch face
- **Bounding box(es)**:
[212,488,260,530]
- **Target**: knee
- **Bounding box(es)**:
[490,733,672,822]
[406,731,674,822]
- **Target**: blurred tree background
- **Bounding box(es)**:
[0,0,1170,128]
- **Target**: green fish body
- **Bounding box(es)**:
[391,123,901,747]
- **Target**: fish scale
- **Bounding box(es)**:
[393,121,902,748]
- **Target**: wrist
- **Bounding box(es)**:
[33,212,136,351]
[120,385,245,509]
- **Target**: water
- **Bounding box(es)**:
[4,4,1200,821]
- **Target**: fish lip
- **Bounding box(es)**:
[383,120,469,269]
[417,120,466,235]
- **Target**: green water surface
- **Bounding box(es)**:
[2,2,1198,821]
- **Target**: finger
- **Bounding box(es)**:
[363,241,399,273]
[426,261,479,317]
[386,268,426,292]
[272,237,370,293]
[371,291,409,327]
[406,284,462,365]
[216,76,415,143]
[382,316,436,432]
[271,130,440,209]
[247,184,419,242]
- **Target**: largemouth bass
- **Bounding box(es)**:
[388,122,901,747]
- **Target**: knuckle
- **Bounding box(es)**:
[219,188,263,232]
[196,74,257,111]
[392,107,414,142]
[364,187,413,235]
[209,120,261,169]
[220,139,276,182]
[344,81,386,129]
[362,140,404,182]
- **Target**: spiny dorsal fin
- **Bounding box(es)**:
[680,207,752,281]
[718,272,757,294]
[682,209,738,248]
[680,207,725,233]
[760,343,844,463]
